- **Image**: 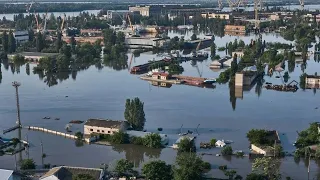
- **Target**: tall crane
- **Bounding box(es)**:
[35,12,40,32]
[254,0,263,31]
[299,0,304,10]
[127,14,135,34]
[42,12,48,34]
[227,0,242,10]
[218,0,223,10]
[25,0,34,15]
[60,13,66,32]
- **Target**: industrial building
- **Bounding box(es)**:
[13,30,29,43]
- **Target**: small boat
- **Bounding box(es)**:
[42,117,51,119]
[55,118,60,120]
[203,78,216,84]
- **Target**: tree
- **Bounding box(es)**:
[70,35,76,53]
[210,138,217,146]
[221,145,233,156]
[20,159,36,170]
[246,173,266,180]
[114,159,134,176]
[124,97,146,131]
[8,31,16,53]
[111,131,129,144]
[173,153,206,180]
[56,54,70,71]
[210,42,216,57]
[178,138,196,153]
[60,44,72,58]
[143,133,162,148]
[230,53,238,76]
[224,170,237,179]
[75,132,83,140]
[142,160,172,180]
[73,174,95,180]
[2,31,8,52]
[252,157,281,180]
[36,32,44,52]
[56,32,63,52]
[246,129,271,145]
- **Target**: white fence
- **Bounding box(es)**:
[27,126,77,139]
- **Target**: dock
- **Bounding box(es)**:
[26,126,77,140]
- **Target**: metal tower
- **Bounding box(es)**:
[12,81,21,126]
[254,0,263,31]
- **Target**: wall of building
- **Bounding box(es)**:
[306,77,320,85]
[129,6,150,17]
[13,31,29,43]
[251,144,267,155]
[235,73,244,87]
[84,123,127,135]
[224,25,246,32]
[201,13,230,20]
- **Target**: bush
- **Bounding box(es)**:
[202,162,211,170]
[236,151,244,157]
[213,55,221,59]
[143,133,162,148]
[130,136,144,145]
[178,138,196,153]
[20,159,36,170]
[75,132,83,140]
[210,138,217,147]
[221,146,233,156]
[219,165,227,170]
[218,47,226,51]
[111,131,129,144]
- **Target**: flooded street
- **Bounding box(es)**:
[0,30,320,179]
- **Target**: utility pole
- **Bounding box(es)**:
[14,154,17,171]
[41,140,44,167]
[25,134,29,159]
[307,148,311,180]
[12,81,21,127]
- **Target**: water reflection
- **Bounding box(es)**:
[112,144,161,167]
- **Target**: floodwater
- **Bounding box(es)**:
[0,30,320,179]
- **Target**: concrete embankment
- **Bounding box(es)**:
[26,126,77,139]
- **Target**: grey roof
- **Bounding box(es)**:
[40,166,103,180]
[84,119,125,128]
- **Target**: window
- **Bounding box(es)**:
[97,130,100,132]
[90,129,93,131]
[102,130,104,133]
[108,131,111,133]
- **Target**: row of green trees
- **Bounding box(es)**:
[99,131,163,148]
[114,154,289,180]
[1,31,16,53]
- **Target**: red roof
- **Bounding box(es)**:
[152,72,170,77]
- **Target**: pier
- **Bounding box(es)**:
[26,126,77,140]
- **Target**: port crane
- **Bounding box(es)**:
[128,53,135,72]
[193,40,203,77]
[25,0,34,15]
